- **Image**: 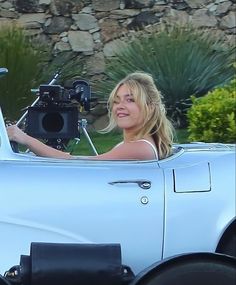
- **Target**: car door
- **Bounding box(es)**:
[0,158,164,275]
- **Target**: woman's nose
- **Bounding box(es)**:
[116,100,125,109]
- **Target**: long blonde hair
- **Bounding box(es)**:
[102,72,174,159]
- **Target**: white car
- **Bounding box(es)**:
[0,68,235,284]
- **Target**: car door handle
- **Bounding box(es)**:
[108,180,151,189]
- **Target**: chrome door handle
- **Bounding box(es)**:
[108,180,151,189]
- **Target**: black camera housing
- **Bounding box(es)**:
[26,106,79,139]
[25,80,91,145]
[38,80,91,111]
[39,84,67,102]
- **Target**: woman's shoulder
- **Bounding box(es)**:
[133,139,158,160]
[115,139,158,160]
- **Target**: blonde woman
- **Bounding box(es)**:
[7,72,174,160]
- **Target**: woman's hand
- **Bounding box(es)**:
[7,125,72,158]
[7,125,29,145]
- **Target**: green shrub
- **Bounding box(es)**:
[0,24,49,120]
[187,79,236,143]
[0,24,83,121]
[94,25,235,127]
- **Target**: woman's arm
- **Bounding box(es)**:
[7,125,72,159]
[7,126,156,160]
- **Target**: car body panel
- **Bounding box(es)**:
[173,162,211,192]
[1,159,164,274]
[161,150,235,259]
[0,108,235,275]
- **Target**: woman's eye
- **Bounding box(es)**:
[127,98,135,102]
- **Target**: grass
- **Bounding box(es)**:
[66,129,189,156]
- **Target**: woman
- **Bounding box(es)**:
[7,72,174,160]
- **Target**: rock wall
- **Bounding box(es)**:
[0,0,235,129]
[0,0,235,77]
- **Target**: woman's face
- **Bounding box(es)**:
[112,84,144,133]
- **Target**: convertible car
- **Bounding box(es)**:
[0,79,235,283]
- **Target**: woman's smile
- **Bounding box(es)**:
[116,112,129,118]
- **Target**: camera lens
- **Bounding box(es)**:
[42,112,64,132]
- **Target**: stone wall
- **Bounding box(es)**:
[0,0,235,129]
[0,0,235,77]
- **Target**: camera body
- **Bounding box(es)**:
[38,80,90,109]
[39,84,69,102]
[25,80,91,149]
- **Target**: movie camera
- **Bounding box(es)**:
[16,75,98,153]
[37,80,90,107]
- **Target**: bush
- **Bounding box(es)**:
[94,25,235,127]
[187,79,236,143]
[0,24,83,121]
[0,24,49,120]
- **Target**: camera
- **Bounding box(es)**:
[25,80,91,150]
[38,80,90,109]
